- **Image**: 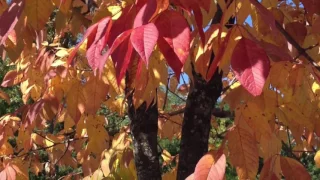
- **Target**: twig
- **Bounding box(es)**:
[167,107,233,118]
[275,20,320,70]
[163,77,170,110]
[168,89,187,101]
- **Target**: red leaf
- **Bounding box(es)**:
[130,23,159,65]
[67,23,99,65]
[193,5,205,45]
[99,30,133,83]
[0,0,25,45]
[1,70,24,87]
[231,38,270,96]
[5,165,16,180]
[155,10,190,78]
[86,17,112,74]
[26,100,45,127]
[133,0,157,28]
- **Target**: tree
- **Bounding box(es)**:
[1,0,320,179]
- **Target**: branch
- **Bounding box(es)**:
[167,108,233,118]
[275,17,320,70]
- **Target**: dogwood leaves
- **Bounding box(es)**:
[231,38,270,96]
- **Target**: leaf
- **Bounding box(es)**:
[231,38,270,96]
[66,81,85,124]
[0,0,24,45]
[133,0,157,28]
[280,157,311,180]
[249,0,277,35]
[83,75,109,115]
[285,22,307,45]
[191,153,226,180]
[25,0,54,30]
[99,29,133,83]
[314,150,320,168]
[155,10,191,78]
[259,156,281,180]
[86,17,112,74]
[0,89,10,104]
[228,126,259,179]
[130,23,159,65]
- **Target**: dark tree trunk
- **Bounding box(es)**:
[127,95,161,180]
[177,66,223,180]
[177,4,233,179]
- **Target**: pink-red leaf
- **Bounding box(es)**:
[130,23,159,65]
[0,0,24,45]
[133,0,157,28]
[190,153,226,180]
[231,38,270,96]
[86,17,112,74]
[155,10,190,78]
[67,24,99,65]
[99,30,133,83]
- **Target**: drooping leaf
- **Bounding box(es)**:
[24,0,54,30]
[133,0,157,28]
[231,38,270,96]
[130,23,159,65]
[99,29,133,83]
[190,152,226,180]
[86,17,112,74]
[280,157,311,180]
[155,10,190,78]
[314,150,320,168]
[0,0,24,45]
[83,75,109,115]
[228,125,259,179]
[0,89,10,104]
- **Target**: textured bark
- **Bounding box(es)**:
[177,4,231,179]
[127,96,161,180]
[177,67,223,180]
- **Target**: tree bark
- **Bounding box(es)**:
[127,95,161,180]
[177,66,223,180]
[177,4,232,179]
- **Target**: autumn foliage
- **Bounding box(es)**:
[1,0,320,179]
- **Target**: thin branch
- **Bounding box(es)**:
[56,141,70,164]
[287,126,292,151]
[275,20,320,70]
[167,89,187,101]
[163,77,170,110]
[167,107,233,118]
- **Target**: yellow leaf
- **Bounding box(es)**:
[55,49,69,58]
[30,161,43,176]
[228,125,259,179]
[25,0,54,30]
[66,80,85,123]
[86,115,109,156]
[0,142,13,156]
[161,150,173,166]
[315,151,320,168]
[83,75,109,114]
[52,0,72,14]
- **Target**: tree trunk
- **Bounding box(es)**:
[127,96,161,180]
[177,67,223,180]
[177,5,230,179]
